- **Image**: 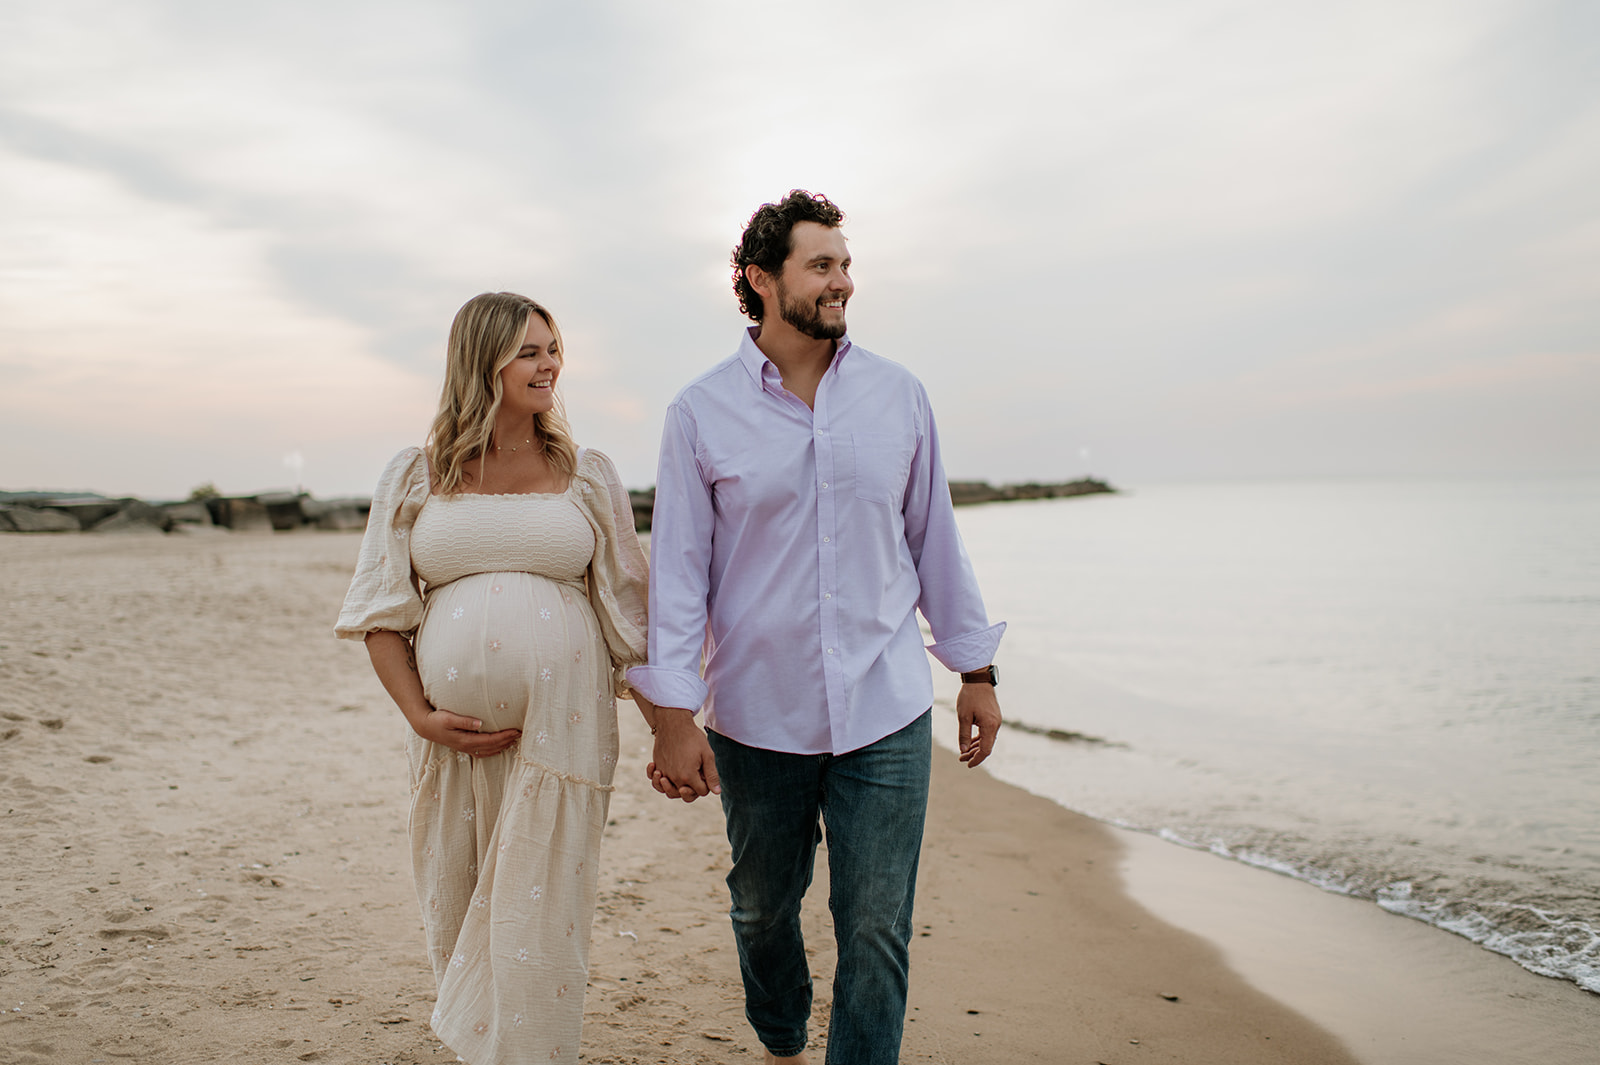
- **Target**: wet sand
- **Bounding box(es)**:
[0,531,1591,1063]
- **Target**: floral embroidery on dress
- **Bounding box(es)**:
[513,1012,524,1027]
[570,710,583,725]
[498,840,510,854]
[475,1022,488,1034]
[489,639,501,651]
[522,781,536,799]
[462,807,475,823]
[491,584,502,594]
[539,608,552,620]
[516,947,530,962]
[535,729,549,745]
[497,701,509,712]
[539,667,553,682]
[550,1048,562,1060]
[529,885,543,901]
[601,752,617,769]
[556,984,568,998]
[575,860,584,876]
[565,922,575,937]
[573,649,582,661]
[450,952,466,970]
[446,666,459,681]
[451,606,464,620]
[472,893,487,909]
[396,528,408,540]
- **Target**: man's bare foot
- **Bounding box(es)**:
[764,1052,808,1065]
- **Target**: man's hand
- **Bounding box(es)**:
[647,707,720,802]
[956,682,1001,768]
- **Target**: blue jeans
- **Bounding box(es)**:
[708,711,932,1064]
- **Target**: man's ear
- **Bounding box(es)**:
[745,263,776,302]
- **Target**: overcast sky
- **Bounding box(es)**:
[2,0,1595,497]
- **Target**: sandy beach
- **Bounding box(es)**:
[2,530,1596,1064]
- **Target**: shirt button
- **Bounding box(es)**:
[826,648,835,655]
[824,593,832,600]
[820,482,829,489]
[822,536,831,543]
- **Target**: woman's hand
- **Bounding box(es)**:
[410,708,521,757]
[364,629,520,758]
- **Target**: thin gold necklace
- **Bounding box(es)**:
[494,435,533,453]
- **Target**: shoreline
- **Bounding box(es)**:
[1117,829,1600,1065]
[2,532,1593,1063]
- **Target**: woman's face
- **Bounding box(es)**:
[497,313,561,418]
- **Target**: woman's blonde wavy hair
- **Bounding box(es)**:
[426,292,578,496]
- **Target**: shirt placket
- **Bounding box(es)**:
[810,368,847,750]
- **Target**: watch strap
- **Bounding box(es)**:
[959,665,998,686]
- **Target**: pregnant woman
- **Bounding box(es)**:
[335,292,653,1064]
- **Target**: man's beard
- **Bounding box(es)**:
[775,283,846,340]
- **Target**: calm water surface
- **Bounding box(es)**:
[948,476,1600,992]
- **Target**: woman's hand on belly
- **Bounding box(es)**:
[365,629,521,757]
[411,708,521,758]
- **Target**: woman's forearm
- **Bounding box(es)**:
[629,689,659,732]
[364,630,433,728]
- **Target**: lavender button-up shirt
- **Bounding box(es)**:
[626,329,1005,755]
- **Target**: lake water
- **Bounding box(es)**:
[940,476,1600,993]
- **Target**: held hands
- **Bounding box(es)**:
[410,706,521,758]
[644,706,720,802]
[956,682,1001,768]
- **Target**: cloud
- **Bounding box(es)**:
[0,0,1595,494]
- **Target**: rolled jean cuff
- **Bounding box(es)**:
[766,1043,807,1058]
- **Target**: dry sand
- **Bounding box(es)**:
[1,531,1594,1064]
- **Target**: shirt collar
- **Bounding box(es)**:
[738,326,854,391]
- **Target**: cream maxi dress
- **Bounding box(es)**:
[335,446,648,1065]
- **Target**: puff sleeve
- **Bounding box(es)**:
[572,449,650,692]
[334,447,430,640]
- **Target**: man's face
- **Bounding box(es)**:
[769,221,853,340]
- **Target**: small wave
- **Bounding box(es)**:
[1141,826,1600,993]
[1376,882,1600,993]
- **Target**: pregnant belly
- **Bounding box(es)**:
[414,571,597,733]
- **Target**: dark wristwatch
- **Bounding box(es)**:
[959,665,998,686]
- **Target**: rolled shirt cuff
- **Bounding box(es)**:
[925,620,1007,674]
[624,664,710,713]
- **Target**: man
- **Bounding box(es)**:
[626,190,1004,1065]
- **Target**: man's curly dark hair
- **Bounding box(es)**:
[731,190,846,322]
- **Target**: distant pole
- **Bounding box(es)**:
[284,450,305,496]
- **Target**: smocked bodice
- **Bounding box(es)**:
[410,491,594,588]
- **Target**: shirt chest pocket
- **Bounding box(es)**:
[848,431,913,507]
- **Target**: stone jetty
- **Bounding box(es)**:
[0,491,371,536]
[2,477,1114,536]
